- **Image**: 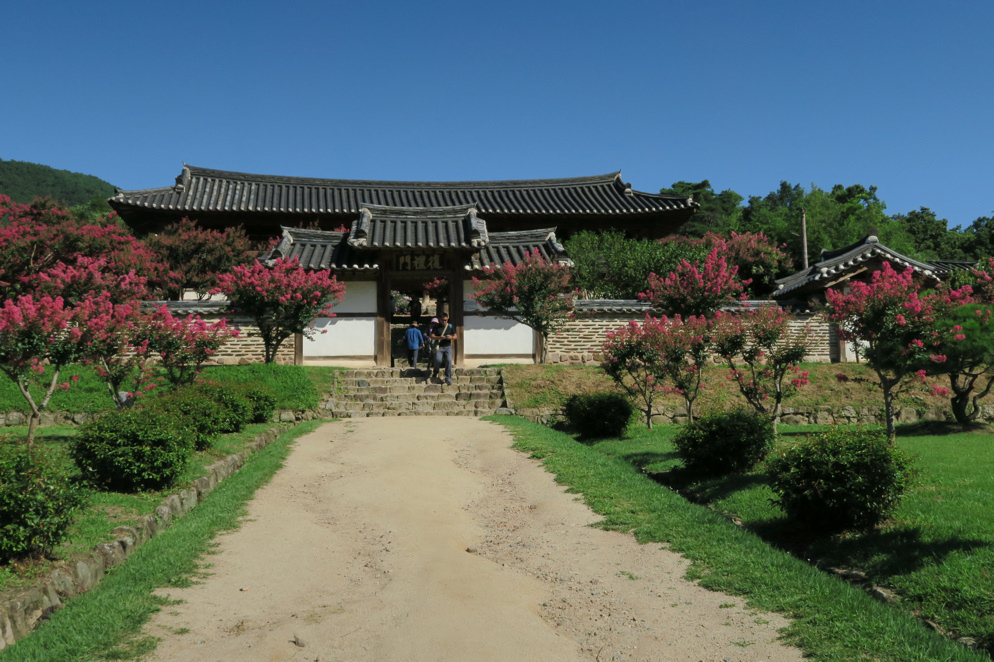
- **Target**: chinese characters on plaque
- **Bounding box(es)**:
[395,254,443,271]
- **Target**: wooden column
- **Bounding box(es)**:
[451,276,464,366]
[375,269,390,366]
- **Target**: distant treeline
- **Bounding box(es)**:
[0,159,115,213]
[662,180,993,268]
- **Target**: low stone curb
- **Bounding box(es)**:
[0,418,309,651]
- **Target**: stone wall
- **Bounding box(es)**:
[205,315,296,365]
[544,303,840,365]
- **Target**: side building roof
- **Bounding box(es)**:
[772,233,956,299]
[110,165,697,240]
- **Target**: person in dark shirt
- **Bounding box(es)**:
[431,313,455,385]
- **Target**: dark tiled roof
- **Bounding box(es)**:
[468,229,570,271]
[269,223,570,272]
[111,165,695,217]
[270,228,376,271]
[773,234,939,298]
[348,204,487,250]
[927,259,977,276]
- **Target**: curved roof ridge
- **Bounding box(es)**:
[163,165,626,192]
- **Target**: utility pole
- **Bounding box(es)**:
[800,207,809,269]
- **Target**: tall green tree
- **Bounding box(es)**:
[741,182,913,268]
[892,207,949,260]
[660,180,743,237]
[563,230,708,299]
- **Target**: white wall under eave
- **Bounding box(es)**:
[303,317,376,357]
[464,315,534,356]
[329,281,377,314]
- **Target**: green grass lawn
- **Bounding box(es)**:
[574,420,993,658]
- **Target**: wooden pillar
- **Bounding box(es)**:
[451,276,464,366]
[375,269,390,366]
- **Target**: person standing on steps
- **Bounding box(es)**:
[405,319,426,373]
[431,313,456,385]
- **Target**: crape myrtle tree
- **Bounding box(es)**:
[711,305,811,432]
[0,295,85,445]
[639,246,749,318]
[0,194,176,300]
[214,257,345,364]
[659,232,792,298]
[470,250,577,363]
[826,262,970,439]
[930,303,994,424]
[601,317,668,429]
[145,217,255,300]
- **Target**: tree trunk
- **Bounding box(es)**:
[26,413,40,446]
[684,395,694,424]
[881,378,897,441]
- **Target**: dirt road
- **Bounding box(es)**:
[145,418,802,661]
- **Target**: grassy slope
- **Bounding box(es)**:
[493,416,986,661]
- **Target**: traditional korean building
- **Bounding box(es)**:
[111,165,697,365]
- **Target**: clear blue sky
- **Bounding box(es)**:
[3,1,992,229]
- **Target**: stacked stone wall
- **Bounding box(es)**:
[545,307,839,365]
[197,314,295,365]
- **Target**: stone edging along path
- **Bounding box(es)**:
[0,410,325,651]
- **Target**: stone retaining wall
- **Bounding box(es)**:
[513,403,984,428]
[545,306,840,365]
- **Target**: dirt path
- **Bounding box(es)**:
[145,418,803,661]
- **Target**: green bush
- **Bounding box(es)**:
[71,408,194,492]
[224,382,278,423]
[673,409,775,477]
[186,382,253,433]
[766,427,917,533]
[563,392,635,439]
[0,441,86,561]
[148,389,228,451]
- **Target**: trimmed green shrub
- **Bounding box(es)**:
[224,382,278,423]
[0,441,86,561]
[185,381,252,433]
[673,409,775,476]
[71,408,194,492]
[563,392,635,439]
[148,389,228,451]
[767,426,917,533]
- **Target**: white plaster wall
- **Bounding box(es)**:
[304,317,376,357]
[464,316,533,355]
[330,281,377,314]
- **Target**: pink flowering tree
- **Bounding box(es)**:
[0,195,174,301]
[145,217,255,300]
[135,306,240,385]
[0,296,85,445]
[926,302,994,424]
[711,305,811,432]
[639,247,749,318]
[72,294,160,407]
[647,314,713,423]
[470,250,577,363]
[213,258,345,364]
[601,317,668,429]
[826,263,951,439]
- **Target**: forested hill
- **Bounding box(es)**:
[0,159,115,208]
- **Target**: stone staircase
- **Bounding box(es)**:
[326,367,511,418]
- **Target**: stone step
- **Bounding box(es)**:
[326,367,508,418]
[336,384,504,395]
